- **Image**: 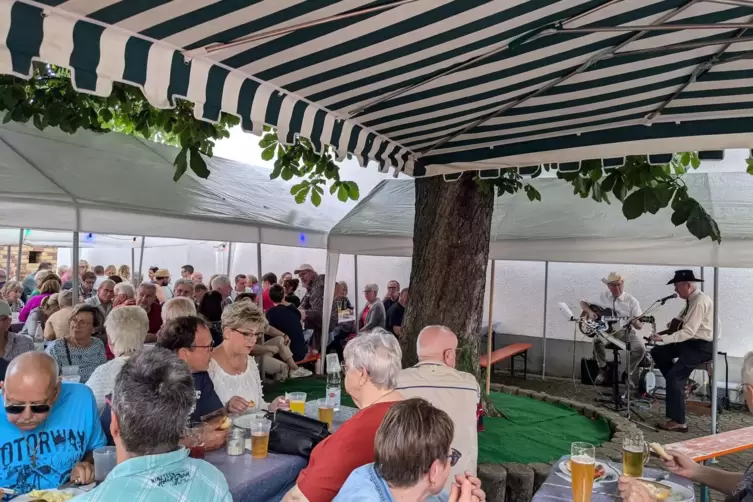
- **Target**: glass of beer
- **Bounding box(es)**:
[622,432,650,477]
[317,397,335,431]
[249,418,271,459]
[570,442,596,502]
[287,392,307,414]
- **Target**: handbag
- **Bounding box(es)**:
[266,410,330,458]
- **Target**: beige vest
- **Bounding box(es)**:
[396,362,480,489]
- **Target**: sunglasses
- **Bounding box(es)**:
[448,448,462,467]
[5,404,51,415]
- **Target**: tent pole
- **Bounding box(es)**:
[711,267,719,436]
[542,261,549,380]
[131,245,135,284]
[5,245,10,278]
[256,243,263,309]
[226,242,233,276]
[71,232,80,304]
[15,229,24,280]
[137,237,145,285]
[353,255,359,331]
[485,260,496,395]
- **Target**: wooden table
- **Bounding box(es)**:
[664,426,753,502]
[664,426,753,461]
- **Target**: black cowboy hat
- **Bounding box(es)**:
[667,269,704,285]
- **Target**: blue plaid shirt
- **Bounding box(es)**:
[73,448,231,502]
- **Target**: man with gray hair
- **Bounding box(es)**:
[396,325,480,489]
[211,274,233,307]
[113,282,136,308]
[75,349,232,501]
[136,282,162,342]
[85,279,115,322]
[173,278,195,299]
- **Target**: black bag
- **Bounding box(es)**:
[266,410,330,458]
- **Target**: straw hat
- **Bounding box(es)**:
[601,272,624,285]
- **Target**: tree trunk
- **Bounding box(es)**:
[401,172,494,384]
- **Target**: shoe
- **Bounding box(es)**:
[594,369,607,385]
[657,420,688,433]
[290,367,313,379]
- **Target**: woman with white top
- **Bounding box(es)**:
[85,306,148,411]
[208,300,286,413]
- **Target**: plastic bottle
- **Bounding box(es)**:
[326,353,342,411]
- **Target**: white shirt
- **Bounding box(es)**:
[86,356,130,412]
[207,357,267,409]
[664,289,714,344]
[587,291,642,328]
[93,275,107,289]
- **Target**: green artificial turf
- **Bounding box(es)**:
[264,379,611,465]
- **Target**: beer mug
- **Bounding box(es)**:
[570,442,596,502]
[622,432,650,477]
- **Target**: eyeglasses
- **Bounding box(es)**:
[5,403,51,415]
[191,340,215,350]
[69,319,93,327]
[233,329,259,338]
[448,448,462,467]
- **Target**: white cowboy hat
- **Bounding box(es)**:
[601,272,625,285]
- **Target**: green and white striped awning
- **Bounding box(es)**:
[2,0,753,178]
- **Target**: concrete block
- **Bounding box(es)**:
[478,464,507,502]
[528,463,551,493]
[503,463,535,502]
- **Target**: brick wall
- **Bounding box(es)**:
[0,245,58,279]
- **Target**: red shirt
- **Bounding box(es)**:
[147,303,163,335]
[262,289,272,312]
[360,304,370,327]
[297,401,396,502]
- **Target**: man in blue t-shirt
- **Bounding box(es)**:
[0,352,106,498]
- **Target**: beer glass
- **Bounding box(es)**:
[287,392,307,415]
[184,426,206,459]
[249,418,271,459]
[622,432,650,477]
[317,397,335,431]
[570,442,596,502]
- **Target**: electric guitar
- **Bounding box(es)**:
[580,304,655,337]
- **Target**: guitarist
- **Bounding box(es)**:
[650,270,714,433]
[580,272,646,387]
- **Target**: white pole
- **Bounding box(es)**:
[5,245,11,279]
[131,240,135,283]
[226,242,233,276]
[256,243,263,309]
[137,237,145,285]
[542,261,549,380]
[353,255,360,331]
[71,232,80,304]
[16,229,24,280]
[711,267,719,435]
[485,260,496,395]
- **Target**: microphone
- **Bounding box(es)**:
[659,293,678,305]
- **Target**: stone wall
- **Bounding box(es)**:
[0,245,58,279]
[479,383,640,502]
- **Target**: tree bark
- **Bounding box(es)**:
[401,172,494,381]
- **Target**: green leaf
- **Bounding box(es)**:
[671,200,692,226]
[258,134,277,148]
[173,147,188,182]
[686,202,719,242]
[345,181,360,200]
[261,145,275,161]
[337,185,348,202]
[622,189,645,220]
[600,172,617,193]
[590,168,602,181]
[311,189,322,207]
[653,183,674,209]
[642,188,662,214]
[281,166,294,181]
[525,185,541,202]
[329,182,340,195]
[290,182,308,195]
[189,148,210,179]
[591,182,602,202]
[99,108,113,123]
[746,157,753,175]
[680,152,690,166]
[690,154,701,169]
[294,186,309,204]
[612,177,627,202]
[32,113,44,131]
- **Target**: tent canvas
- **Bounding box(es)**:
[0,120,345,248]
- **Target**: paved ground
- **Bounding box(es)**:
[493,373,753,501]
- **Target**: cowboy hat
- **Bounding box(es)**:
[601,272,624,285]
[667,269,703,285]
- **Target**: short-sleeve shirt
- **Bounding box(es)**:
[266,305,307,362]
[2,332,35,362]
[386,303,405,334]
[190,371,224,424]
[45,338,107,384]
[0,383,106,495]
[72,447,232,502]
[297,401,396,502]
[588,291,642,329]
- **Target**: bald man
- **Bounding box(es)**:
[0,352,106,495]
[395,326,480,490]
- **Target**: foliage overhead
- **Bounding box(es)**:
[0,66,730,242]
[0,63,239,182]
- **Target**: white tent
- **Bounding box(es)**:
[0,121,344,249]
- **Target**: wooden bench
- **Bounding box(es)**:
[479,343,533,379]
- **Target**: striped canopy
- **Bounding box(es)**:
[2,0,753,178]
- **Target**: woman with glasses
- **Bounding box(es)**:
[1,280,24,313]
[45,304,106,383]
[336,398,486,502]
[207,301,287,414]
